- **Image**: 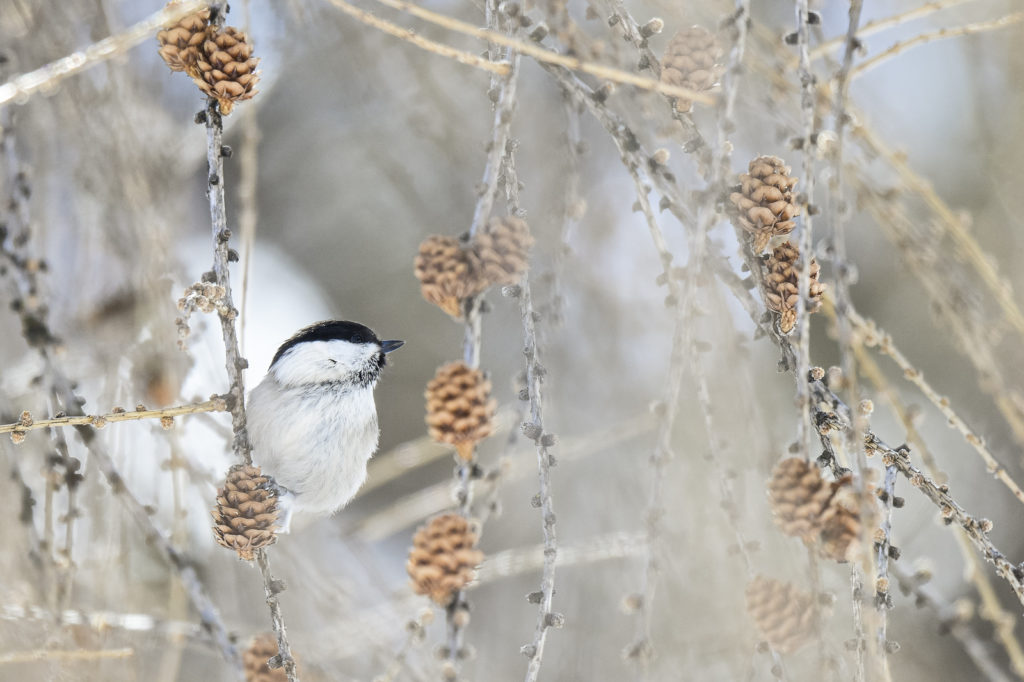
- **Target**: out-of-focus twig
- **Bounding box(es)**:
[66,416,243,674]
[0,1,212,108]
[325,0,510,75]
[891,563,1015,682]
[808,0,979,61]
[850,12,1024,81]
[367,0,716,104]
[0,648,134,665]
[792,0,817,466]
[238,0,260,358]
[347,413,653,541]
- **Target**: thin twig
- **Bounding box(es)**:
[0,604,205,641]
[822,2,888,676]
[808,0,979,62]
[203,99,253,466]
[852,340,1024,678]
[325,0,510,75]
[67,418,243,674]
[373,608,433,682]
[517,273,559,682]
[846,307,1024,506]
[891,563,1015,682]
[793,0,817,465]
[0,0,212,108]
[850,13,1024,80]
[0,398,227,437]
[595,0,711,171]
[347,414,653,542]
[200,13,296,672]
[446,2,523,674]
[0,648,134,665]
[875,464,897,651]
[367,0,716,105]
[255,549,298,680]
[237,0,260,357]
[808,379,1024,606]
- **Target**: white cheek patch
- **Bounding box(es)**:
[272,339,379,385]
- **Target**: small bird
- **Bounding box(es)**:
[246,320,404,532]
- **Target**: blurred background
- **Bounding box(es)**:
[1,0,1023,679]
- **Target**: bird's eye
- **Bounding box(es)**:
[328,359,337,365]
[351,334,363,344]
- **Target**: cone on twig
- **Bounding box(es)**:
[156,2,211,77]
[243,634,287,682]
[194,26,260,114]
[425,362,496,460]
[745,576,817,654]
[767,457,834,542]
[729,156,800,252]
[211,465,279,560]
[156,2,259,116]
[414,235,479,318]
[819,474,862,563]
[414,218,533,318]
[407,513,484,605]
[473,216,534,288]
[767,458,863,563]
[762,241,825,334]
[660,25,723,112]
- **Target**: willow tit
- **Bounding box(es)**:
[247,320,404,532]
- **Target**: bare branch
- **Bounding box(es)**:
[0,1,213,108]
[367,0,716,104]
[1,398,227,438]
[809,0,980,62]
[851,13,1024,81]
[325,0,510,75]
[0,648,134,665]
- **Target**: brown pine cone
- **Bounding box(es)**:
[407,513,484,605]
[414,235,480,318]
[425,362,496,460]
[762,241,825,334]
[472,216,534,288]
[660,26,723,112]
[745,576,817,654]
[767,457,835,542]
[156,3,211,77]
[195,26,259,115]
[819,474,862,563]
[211,464,278,560]
[243,634,286,682]
[729,156,800,252]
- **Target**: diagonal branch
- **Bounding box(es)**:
[0,1,213,108]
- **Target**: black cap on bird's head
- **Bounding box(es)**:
[270,320,404,369]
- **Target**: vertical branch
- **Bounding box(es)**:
[517,274,559,682]
[447,4,521,676]
[255,549,297,680]
[198,9,294,678]
[792,0,816,463]
[875,464,897,651]
[202,99,252,466]
[237,0,260,356]
[202,101,297,682]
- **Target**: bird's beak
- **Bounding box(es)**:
[380,339,405,354]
